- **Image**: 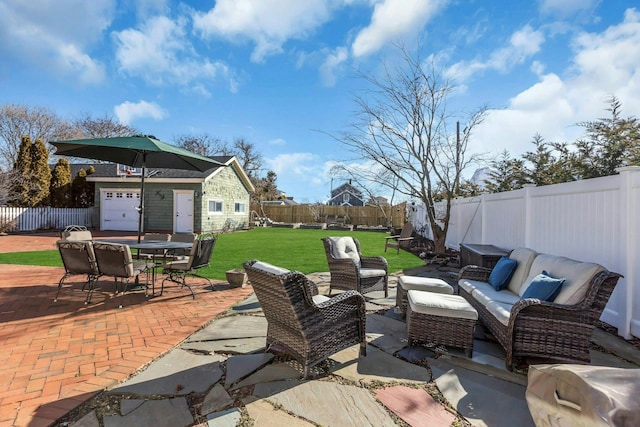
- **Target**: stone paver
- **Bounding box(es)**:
[103,398,193,427]
[110,348,225,395]
[225,353,274,386]
[375,385,457,427]
[243,397,315,426]
[206,407,242,427]
[252,380,396,427]
[431,358,535,427]
[201,384,234,415]
[232,362,304,390]
[331,344,430,384]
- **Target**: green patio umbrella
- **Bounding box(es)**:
[51,135,225,242]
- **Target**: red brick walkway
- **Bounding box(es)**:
[0,233,253,427]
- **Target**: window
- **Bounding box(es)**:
[234,202,246,214]
[208,199,223,214]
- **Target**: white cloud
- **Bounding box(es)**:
[113,15,234,93]
[470,9,640,159]
[0,0,113,84]
[539,0,599,18]
[320,46,349,86]
[193,0,338,63]
[351,0,447,58]
[114,100,168,125]
[446,25,545,82]
[269,138,287,145]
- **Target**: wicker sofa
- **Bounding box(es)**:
[457,247,622,370]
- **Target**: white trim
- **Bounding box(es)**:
[207,198,224,214]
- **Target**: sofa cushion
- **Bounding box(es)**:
[488,257,518,290]
[458,278,487,295]
[506,248,538,294]
[472,285,521,308]
[520,254,604,305]
[486,301,514,326]
[359,268,386,278]
[521,271,565,302]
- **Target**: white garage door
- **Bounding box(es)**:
[101,190,140,231]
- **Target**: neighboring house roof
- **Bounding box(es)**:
[261,198,298,206]
[328,182,365,206]
[69,156,255,192]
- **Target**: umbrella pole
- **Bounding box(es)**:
[137,157,146,243]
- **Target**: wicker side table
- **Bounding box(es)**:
[396,276,453,317]
[406,290,478,357]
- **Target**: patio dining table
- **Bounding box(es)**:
[93,238,193,296]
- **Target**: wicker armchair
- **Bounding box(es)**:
[458,265,622,370]
[321,236,388,297]
[244,259,367,377]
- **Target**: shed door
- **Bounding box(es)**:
[174,190,194,233]
[101,190,140,231]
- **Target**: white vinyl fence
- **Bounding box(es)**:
[0,207,97,232]
[410,166,640,340]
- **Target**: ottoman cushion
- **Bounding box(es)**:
[408,291,478,320]
[399,276,453,294]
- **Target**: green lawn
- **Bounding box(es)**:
[0,228,425,281]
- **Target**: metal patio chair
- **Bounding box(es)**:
[160,236,217,298]
[55,240,101,304]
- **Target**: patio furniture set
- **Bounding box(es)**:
[55,226,216,307]
[245,233,623,378]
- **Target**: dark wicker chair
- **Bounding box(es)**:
[244,259,367,377]
[458,265,623,370]
[321,236,388,297]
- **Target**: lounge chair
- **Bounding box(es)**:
[384,222,414,254]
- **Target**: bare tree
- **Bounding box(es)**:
[332,45,487,254]
[174,133,226,157]
[233,137,263,178]
[0,104,66,170]
[73,113,137,138]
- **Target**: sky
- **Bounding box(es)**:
[1,0,639,203]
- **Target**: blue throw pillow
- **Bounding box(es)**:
[522,270,565,302]
[488,257,518,291]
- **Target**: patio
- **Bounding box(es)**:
[1,232,639,426]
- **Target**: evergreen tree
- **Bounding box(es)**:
[71,169,92,207]
[485,150,527,193]
[8,136,32,206]
[49,158,72,207]
[522,134,575,185]
[29,138,51,206]
[573,96,640,178]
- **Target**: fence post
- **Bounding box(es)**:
[616,166,638,339]
[523,184,535,248]
[480,193,487,244]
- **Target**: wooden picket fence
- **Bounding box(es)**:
[253,202,406,228]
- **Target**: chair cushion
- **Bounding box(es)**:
[521,271,565,302]
[486,301,513,326]
[329,236,361,267]
[488,257,518,291]
[359,268,386,278]
[251,261,290,276]
[506,248,538,294]
[471,285,521,308]
[312,295,331,305]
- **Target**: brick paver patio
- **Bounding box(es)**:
[0,232,253,427]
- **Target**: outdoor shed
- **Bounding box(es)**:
[77,156,254,234]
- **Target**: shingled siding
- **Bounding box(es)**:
[199,166,250,232]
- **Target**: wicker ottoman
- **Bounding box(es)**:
[407,290,478,357]
[396,276,453,316]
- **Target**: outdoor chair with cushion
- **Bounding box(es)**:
[138,232,171,261]
[244,259,367,378]
[60,225,93,241]
[55,240,101,304]
[93,242,154,308]
[322,236,388,297]
[160,236,216,298]
[384,222,414,254]
[167,232,198,259]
